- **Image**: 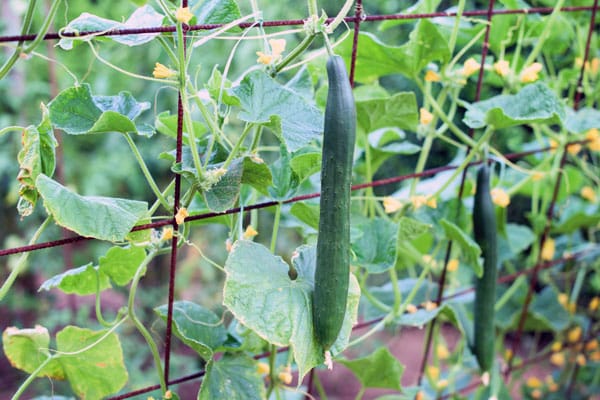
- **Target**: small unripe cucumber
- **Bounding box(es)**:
[472,163,498,373]
[312,55,356,351]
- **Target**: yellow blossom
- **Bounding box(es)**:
[551,342,562,352]
[545,376,559,392]
[383,196,403,213]
[540,238,555,261]
[164,390,173,400]
[548,138,558,152]
[153,62,176,79]
[256,51,274,65]
[225,238,233,253]
[591,351,600,361]
[269,39,286,58]
[406,304,418,314]
[427,365,440,380]
[567,143,582,155]
[531,171,544,181]
[426,196,437,208]
[243,225,258,239]
[278,366,293,385]
[589,296,600,312]
[585,339,599,351]
[520,63,543,83]
[581,186,597,203]
[576,354,586,366]
[494,60,510,77]
[461,57,480,77]
[422,254,437,267]
[575,57,585,68]
[415,391,425,400]
[447,259,459,272]
[591,57,599,75]
[411,195,437,210]
[175,7,194,24]
[423,300,438,311]
[175,207,189,225]
[531,389,542,400]
[256,362,270,375]
[436,344,450,359]
[558,293,568,308]
[568,326,582,343]
[437,379,449,389]
[425,70,441,82]
[586,128,600,151]
[550,352,565,366]
[504,349,513,361]
[526,376,543,388]
[491,188,510,208]
[420,108,434,125]
[161,227,174,241]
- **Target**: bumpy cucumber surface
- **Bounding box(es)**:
[473,163,499,373]
[312,55,356,351]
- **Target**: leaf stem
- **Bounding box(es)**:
[327,0,355,34]
[0,0,37,79]
[523,0,566,67]
[274,33,317,74]
[270,203,282,253]
[0,126,24,137]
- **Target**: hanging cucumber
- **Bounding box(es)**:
[472,163,499,373]
[312,55,356,354]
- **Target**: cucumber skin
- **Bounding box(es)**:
[312,55,356,350]
[473,163,498,373]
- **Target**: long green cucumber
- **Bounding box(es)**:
[473,163,499,373]
[312,55,356,351]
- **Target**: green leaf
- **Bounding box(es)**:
[198,354,266,400]
[2,326,65,379]
[337,20,451,82]
[56,326,128,400]
[36,174,148,242]
[553,211,600,235]
[268,147,299,200]
[155,301,227,360]
[230,71,323,151]
[39,263,111,295]
[155,110,208,143]
[190,0,242,25]
[363,128,421,176]
[356,92,418,133]
[498,224,535,264]
[206,66,239,106]
[290,149,321,183]
[17,104,57,217]
[58,5,164,50]
[398,217,431,243]
[98,245,146,286]
[48,84,152,136]
[290,202,320,230]
[223,241,360,382]
[240,156,272,195]
[463,83,566,129]
[528,286,570,331]
[338,347,404,390]
[203,159,244,212]
[564,107,600,133]
[352,218,399,273]
[440,219,482,277]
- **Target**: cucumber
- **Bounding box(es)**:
[472,163,498,373]
[312,55,356,351]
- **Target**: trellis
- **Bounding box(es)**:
[1,1,599,399]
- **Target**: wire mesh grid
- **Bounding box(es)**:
[1,1,599,399]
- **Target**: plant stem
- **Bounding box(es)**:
[0,216,51,301]
[123,133,171,211]
[327,0,355,33]
[0,0,37,79]
[0,126,24,136]
[270,203,282,253]
[523,0,566,67]
[266,344,278,398]
[23,0,61,54]
[222,123,254,169]
[274,34,317,74]
[448,0,466,54]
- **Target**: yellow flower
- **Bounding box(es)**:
[437,379,449,389]
[591,351,600,361]
[567,143,582,155]
[591,57,599,75]
[526,376,543,388]
[540,238,555,261]
[420,108,434,125]
[545,376,559,392]
[164,390,173,400]
[175,7,194,24]
[425,70,441,82]
[551,342,562,352]
[436,344,450,359]
[243,225,258,239]
[447,259,459,272]
[581,186,597,203]
[531,389,542,400]
[225,238,233,253]
[427,365,440,380]
[548,138,559,152]
[575,57,585,68]
[520,63,543,83]
[550,352,565,366]
[161,227,174,241]
[568,326,582,343]
[532,171,544,182]
[586,128,600,151]
[153,62,177,79]
[589,296,600,312]
[494,60,510,77]
[383,196,403,213]
[175,207,189,225]
[461,57,480,77]
[491,188,510,208]
[576,354,586,366]
[269,39,286,58]
[406,304,418,314]
[278,366,293,385]
[504,349,513,361]
[558,293,568,308]
[256,51,274,65]
[422,254,437,267]
[423,300,437,311]
[415,391,425,400]
[426,196,437,209]
[585,339,598,351]
[256,362,270,375]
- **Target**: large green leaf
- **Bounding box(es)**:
[16,105,57,217]
[2,326,65,379]
[190,0,242,25]
[337,20,451,81]
[268,147,299,200]
[352,218,399,273]
[528,286,570,331]
[230,71,323,151]
[98,245,147,286]
[56,326,128,400]
[356,92,418,133]
[155,301,228,361]
[38,263,111,295]
[463,83,566,129]
[48,84,152,136]
[223,241,360,381]
[290,202,320,230]
[338,347,404,390]
[564,107,600,134]
[58,5,164,50]
[198,354,266,400]
[440,219,482,277]
[36,174,148,242]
